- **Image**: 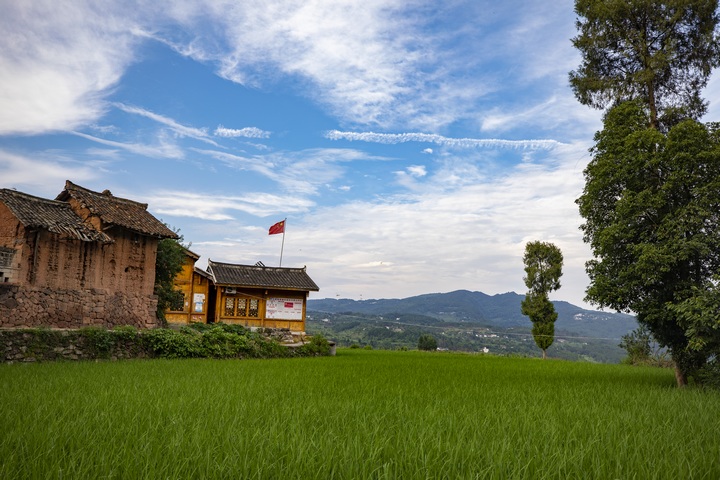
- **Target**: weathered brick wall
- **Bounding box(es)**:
[0,285,159,329]
[26,230,158,296]
[0,204,25,284]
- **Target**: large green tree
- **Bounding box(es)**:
[521,241,564,359]
[577,101,720,385]
[570,0,720,130]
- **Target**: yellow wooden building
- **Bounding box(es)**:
[165,248,212,325]
[206,259,319,333]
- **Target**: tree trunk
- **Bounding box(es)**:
[647,80,658,130]
[542,349,546,360]
[674,363,688,388]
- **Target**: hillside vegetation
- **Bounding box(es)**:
[1,350,718,479]
[307,290,637,362]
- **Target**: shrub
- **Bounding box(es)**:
[250,332,291,359]
[418,334,438,351]
[79,327,115,359]
[696,359,720,389]
[198,326,250,359]
[296,335,331,356]
[141,328,201,359]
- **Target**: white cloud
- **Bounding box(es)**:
[114,104,218,145]
[146,190,315,220]
[406,165,427,178]
[0,1,141,135]
[0,1,597,137]
[214,126,271,138]
[0,149,99,194]
[71,131,185,159]
[326,130,564,149]
[157,0,476,129]
[195,147,387,195]
[187,140,597,308]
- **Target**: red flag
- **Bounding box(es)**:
[268,220,285,235]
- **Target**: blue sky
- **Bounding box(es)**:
[3,1,720,308]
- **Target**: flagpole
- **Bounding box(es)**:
[279,218,286,267]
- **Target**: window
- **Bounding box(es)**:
[224,297,235,316]
[223,295,261,318]
[248,299,259,317]
[0,247,13,268]
[0,247,16,283]
[170,292,185,312]
[237,298,247,315]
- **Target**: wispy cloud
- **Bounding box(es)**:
[114,103,219,146]
[270,141,594,305]
[214,125,271,138]
[155,1,441,128]
[0,1,593,137]
[146,190,315,220]
[326,130,564,150]
[0,149,99,193]
[71,131,184,159]
[0,3,140,135]
[195,147,386,195]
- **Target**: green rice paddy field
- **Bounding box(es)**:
[1,349,719,479]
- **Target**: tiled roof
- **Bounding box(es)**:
[0,189,112,243]
[207,260,319,291]
[183,247,201,261]
[56,181,178,239]
[194,267,213,280]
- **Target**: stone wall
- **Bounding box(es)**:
[1,329,145,363]
[0,285,159,329]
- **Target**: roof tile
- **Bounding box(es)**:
[56,181,177,239]
[0,189,112,243]
[207,260,319,291]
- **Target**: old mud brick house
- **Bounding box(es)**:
[0,181,177,329]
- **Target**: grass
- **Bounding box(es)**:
[1,349,719,479]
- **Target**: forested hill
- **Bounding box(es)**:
[308,290,637,339]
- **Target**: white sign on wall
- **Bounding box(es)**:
[193,293,205,313]
[265,297,304,320]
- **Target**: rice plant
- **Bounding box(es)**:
[1,350,718,479]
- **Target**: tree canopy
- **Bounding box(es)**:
[577,101,720,384]
[570,0,720,130]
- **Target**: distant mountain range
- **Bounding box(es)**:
[308,290,637,340]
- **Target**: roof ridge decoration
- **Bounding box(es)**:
[207,259,307,272]
[59,180,150,210]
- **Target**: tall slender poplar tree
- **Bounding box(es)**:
[521,241,564,359]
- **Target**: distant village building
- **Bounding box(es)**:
[165,258,319,333]
[0,181,177,329]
